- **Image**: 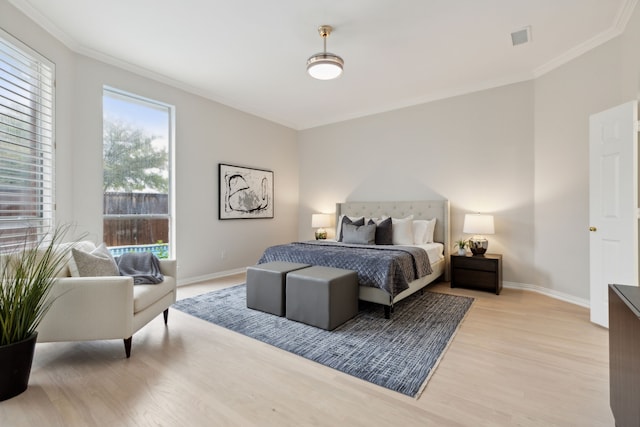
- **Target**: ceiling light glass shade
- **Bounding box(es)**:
[307,53,344,80]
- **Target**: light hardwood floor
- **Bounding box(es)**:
[1,274,614,427]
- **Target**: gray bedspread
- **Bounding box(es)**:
[257,241,432,297]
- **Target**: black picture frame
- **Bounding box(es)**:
[219,163,274,219]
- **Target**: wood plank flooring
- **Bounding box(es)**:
[0,274,614,426]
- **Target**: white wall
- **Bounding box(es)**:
[533,42,624,301]
[0,1,299,282]
[298,82,536,286]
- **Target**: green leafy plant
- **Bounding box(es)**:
[454,238,468,249]
[0,225,77,346]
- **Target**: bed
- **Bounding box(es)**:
[258,200,450,318]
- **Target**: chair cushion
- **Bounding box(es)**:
[133,276,176,313]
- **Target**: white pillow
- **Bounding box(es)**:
[413,218,437,244]
[391,215,414,245]
[425,218,437,243]
[412,220,428,244]
[68,242,120,277]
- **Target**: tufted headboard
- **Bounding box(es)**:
[335,200,451,260]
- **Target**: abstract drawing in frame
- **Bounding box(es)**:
[219,163,274,219]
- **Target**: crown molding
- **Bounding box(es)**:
[8,0,79,50]
[7,0,301,130]
[534,0,638,78]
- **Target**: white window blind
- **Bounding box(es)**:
[0,29,55,251]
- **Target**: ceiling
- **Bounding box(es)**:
[9,0,637,130]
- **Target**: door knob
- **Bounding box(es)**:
[589,226,597,232]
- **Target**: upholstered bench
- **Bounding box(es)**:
[286,266,358,330]
[246,261,310,316]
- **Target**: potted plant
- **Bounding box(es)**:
[0,225,75,401]
[454,238,468,256]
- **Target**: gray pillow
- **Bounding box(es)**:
[342,223,376,245]
[338,216,365,241]
[369,217,393,245]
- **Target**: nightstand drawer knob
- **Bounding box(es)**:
[589,226,597,232]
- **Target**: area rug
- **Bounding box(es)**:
[173,284,473,398]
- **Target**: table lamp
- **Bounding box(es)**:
[311,214,331,240]
[463,213,495,256]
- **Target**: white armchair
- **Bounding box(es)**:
[36,244,177,358]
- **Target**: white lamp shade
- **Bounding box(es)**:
[311,213,331,228]
[463,214,495,235]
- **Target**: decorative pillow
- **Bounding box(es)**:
[411,218,436,244]
[391,215,414,245]
[412,220,429,244]
[425,218,437,243]
[56,240,97,277]
[342,223,376,245]
[337,215,365,242]
[69,242,120,277]
[368,217,393,245]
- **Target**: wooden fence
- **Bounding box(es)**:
[103,193,169,247]
[103,192,168,215]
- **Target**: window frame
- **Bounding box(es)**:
[102,86,175,259]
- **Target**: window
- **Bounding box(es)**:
[0,29,55,251]
[102,88,173,258]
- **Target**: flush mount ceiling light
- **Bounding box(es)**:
[307,25,344,80]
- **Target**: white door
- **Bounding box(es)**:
[589,101,638,327]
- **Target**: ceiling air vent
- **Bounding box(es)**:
[511,26,531,46]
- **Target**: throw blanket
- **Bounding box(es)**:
[258,241,432,297]
[116,252,164,284]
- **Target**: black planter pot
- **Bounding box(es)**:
[0,332,38,401]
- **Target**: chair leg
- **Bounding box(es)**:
[123,337,132,358]
[163,308,169,325]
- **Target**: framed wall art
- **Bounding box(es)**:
[219,163,274,219]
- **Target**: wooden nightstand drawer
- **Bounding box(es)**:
[453,269,497,291]
[453,256,498,272]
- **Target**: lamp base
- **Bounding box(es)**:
[469,237,488,256]
[315,230,327,240]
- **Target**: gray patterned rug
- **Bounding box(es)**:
[173,284,473,398]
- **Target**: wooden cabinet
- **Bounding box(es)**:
[450,254,502,295]
[609,284,640,427]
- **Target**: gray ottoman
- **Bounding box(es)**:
[286,266,358,330]
[246,261,310,316]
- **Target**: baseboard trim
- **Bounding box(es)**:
[503,281,589,308]
[178,268,246,287]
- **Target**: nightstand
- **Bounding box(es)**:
[451,253,502,295]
